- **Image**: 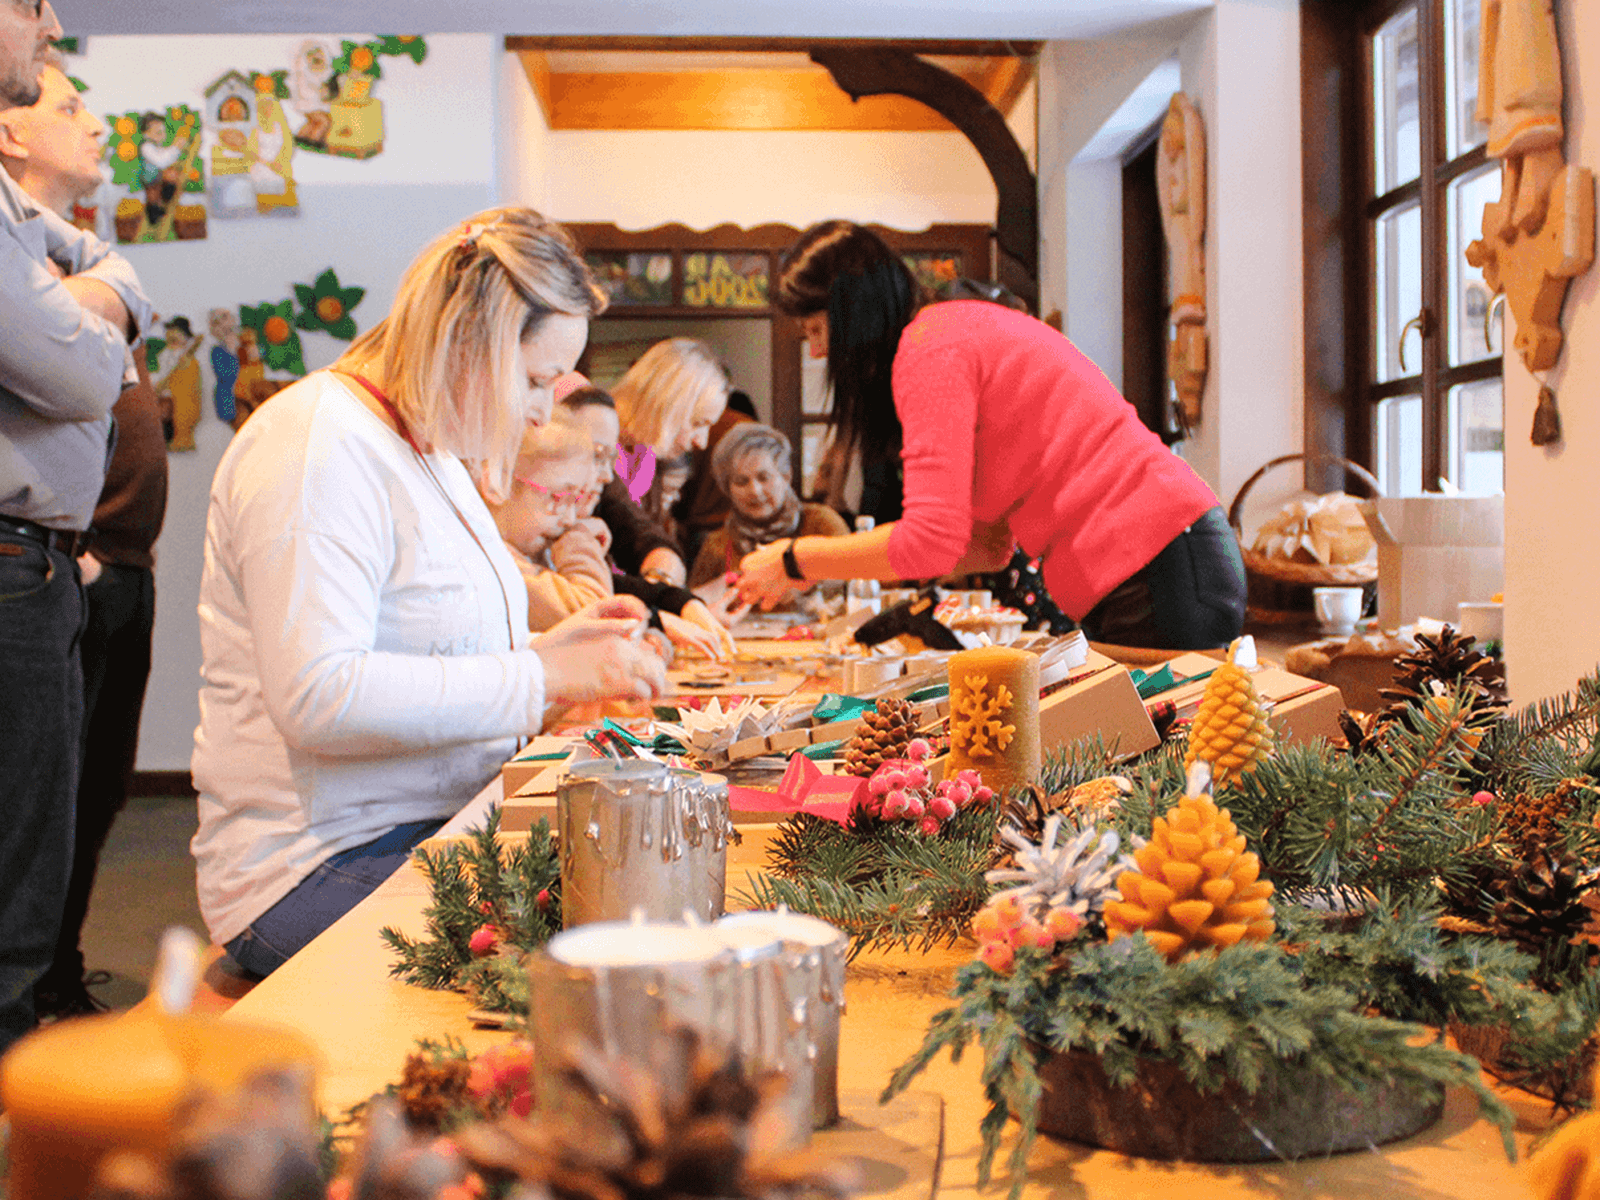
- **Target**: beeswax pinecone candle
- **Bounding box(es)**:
[1103,779,1275,962]
[841,698,920,777]
[947,646,1040,795]
[1185,640,1274,788]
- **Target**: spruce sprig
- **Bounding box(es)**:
[380,810,561,1012]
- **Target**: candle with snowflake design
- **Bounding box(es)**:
[947,645,1040,794]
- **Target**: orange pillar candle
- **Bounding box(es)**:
[0,1007,317,1199]
[947,645,1040,794]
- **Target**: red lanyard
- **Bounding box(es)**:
[348,373,425,455]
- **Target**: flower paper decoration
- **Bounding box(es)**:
[249,70,291,99]
[241,300,306,376]
[333,40,384,80]
[375,35,428,65]
[294,268,365,340]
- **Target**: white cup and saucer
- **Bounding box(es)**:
[1311,586,1365,638]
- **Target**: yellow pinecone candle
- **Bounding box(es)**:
[1103,763,1275,962]
[947,645,1040,795]
[1185,636,1274,788]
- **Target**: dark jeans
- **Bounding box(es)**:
[45,564,155,990]
[0,534,82,1051]
[1081,507,1246,650]
[224,817,445,980]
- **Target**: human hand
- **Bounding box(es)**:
[77,553,102,587]
[705,581,753,629]
[639,547,686,588]
[574,516,612,554]
[533,596,667,707]
[677,599,736,659]
[734,541,793,610]
[659,611,724,661]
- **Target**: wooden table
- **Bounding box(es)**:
[227,820,1555,1200]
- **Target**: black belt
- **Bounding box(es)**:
[0,515,92,557]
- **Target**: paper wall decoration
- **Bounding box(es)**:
[293,268,365,340]
[208,308,240,424]
[289,40,337,151]
[240,300,306,377]
[204,71,297,218]
[104,105,206,243]
[147,316,205,452]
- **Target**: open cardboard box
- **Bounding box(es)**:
[1360,497,1503,631]
[1037,649,1161,760]
[1153,653,1345,747]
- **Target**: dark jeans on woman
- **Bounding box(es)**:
[0,536,82,1052]
[37,563,156,1010]
[224,817,446,980]
[1080,507,1246,650]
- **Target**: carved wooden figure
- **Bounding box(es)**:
[1465,0,1594,383]
[1157,93,1207,431]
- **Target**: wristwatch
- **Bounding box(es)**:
[640,566,675,586]
[782,538,805,581]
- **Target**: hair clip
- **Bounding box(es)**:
[458,221,489,252]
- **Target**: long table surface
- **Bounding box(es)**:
[226,808,1559,1200]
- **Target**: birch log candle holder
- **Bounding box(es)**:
[556,761,734,928]
[947,645,1041,794]
[715,909,848,1128]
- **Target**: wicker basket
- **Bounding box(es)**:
[1228,453,1382,623]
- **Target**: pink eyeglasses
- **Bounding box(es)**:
[514,476,586,510]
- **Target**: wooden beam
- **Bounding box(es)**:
[982,57,1035,118]
[545,69,959,132]
[505,36,1043,58]
[516,50,554,125]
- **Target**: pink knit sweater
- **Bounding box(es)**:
[885,301,1219,619]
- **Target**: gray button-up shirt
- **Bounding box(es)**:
[0,169,153,531]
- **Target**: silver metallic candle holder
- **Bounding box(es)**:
[714,909,848,1128]
[556,760,733,928]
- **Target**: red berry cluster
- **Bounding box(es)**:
[858,738,994,834]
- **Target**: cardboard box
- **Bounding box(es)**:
[1360,497,1504,631]
[1156,653,1345,747]
[500,736,577,799]
[1037,650,1161,760]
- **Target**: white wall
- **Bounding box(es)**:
[496,51,550,209]
[1502,0,1600,705]
[1177,1,1303,516]
[1035,2,1303,529]
[540,129,996,231]
[67,33,499,770]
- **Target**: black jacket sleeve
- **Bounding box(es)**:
[597,478,682,575]
[613,573,695,621]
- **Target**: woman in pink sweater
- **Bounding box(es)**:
[735,221,1244,649]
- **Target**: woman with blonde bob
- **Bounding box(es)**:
[595,337,731,587]
[192,207,667,980]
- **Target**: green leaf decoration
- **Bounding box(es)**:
[292,267,365,341]
[144,338,165,373]
[103,111,146,188]
[374,35,428,64]
[246,69,290,100]
[240,299,307,376]
[332,39,384,81]
[68,75,87,94]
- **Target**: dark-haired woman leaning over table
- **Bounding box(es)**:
[734,220,1245,650]
[191,208,667,981]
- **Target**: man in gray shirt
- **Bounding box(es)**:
[0,0,154,1051]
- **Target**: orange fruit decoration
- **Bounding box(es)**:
[1184,637,1274,788]
[263,315,291,345]
[1103,768,1275,962]
[316,296,345,323]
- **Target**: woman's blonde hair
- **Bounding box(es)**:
[516,419,592,471]
[336,206,606,503]
[610,338,729,455]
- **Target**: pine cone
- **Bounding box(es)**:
[395,1050,477,1132]
[1489,850,1594,955]
[1184,642,1274,788]
[841,698,919,777]
[1500,779,1591,859]
[1103,789,1275,962]
[1376,625,1507,730]
[453,1027,856,1200]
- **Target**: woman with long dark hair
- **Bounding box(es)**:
[734,220,1245,650]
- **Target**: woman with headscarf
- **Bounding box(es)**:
[689,422,848,593]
